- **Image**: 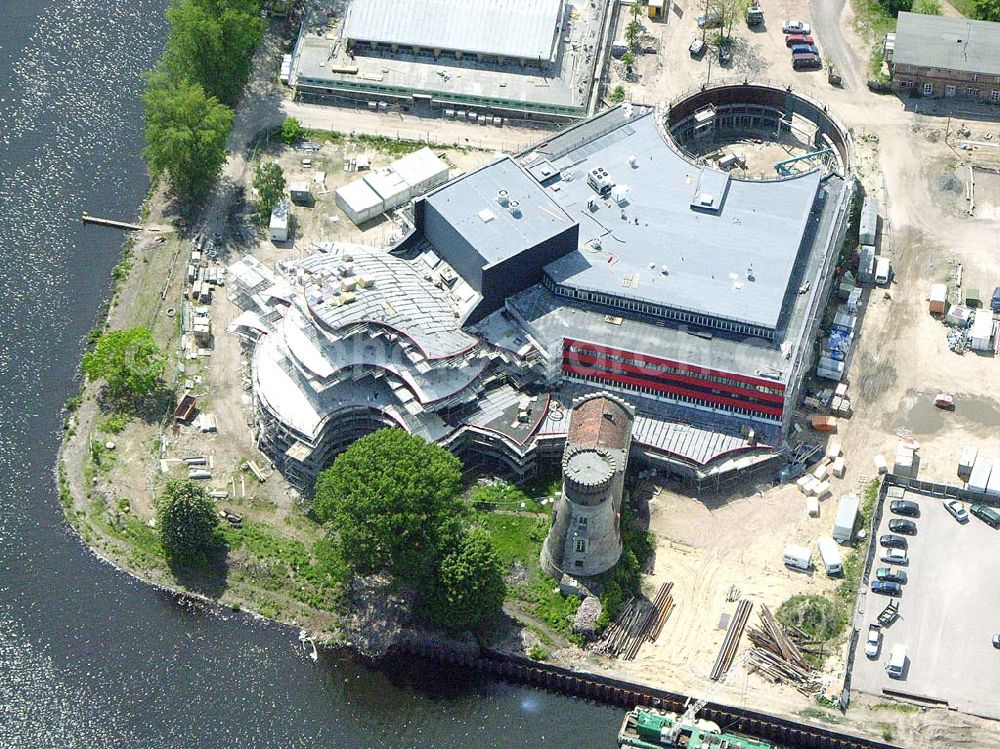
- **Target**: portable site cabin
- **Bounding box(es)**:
[959,446,978,480]
[929,284,947,314]
[391,147,449,197]
[335,179,383,224]
[970,311,996,352]
[859,245,876,284]
[859,196,879,246]
[818,537,844,575]
[268,201,289,242]
[783,544,813,571]
[289,180,312,205]
[833,494,860,542]
[945,304,972,327]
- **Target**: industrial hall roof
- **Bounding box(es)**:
[342,0,564,62]
[893,12,1000,77]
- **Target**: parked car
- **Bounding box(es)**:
[782,19,811,34]
[790,44,820,56]
[871,580,903,596]
[785,34,815,47]
[791,53,822,70]
[888,518,917,535]
[875,567,908,584]
[944,499,970,523]
[993,633,1000,649]
[865,624,882,659]
[992,286,1000,314]
[698,10,723,28]
[890,499,920,517]
[689,38,706,57]
[718,44,733,64]
[971,504,1000,529]
[880,548,908,565]
[879,533,907,549]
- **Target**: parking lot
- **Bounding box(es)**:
[850,487,1000,719]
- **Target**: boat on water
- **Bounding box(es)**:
[618,708,774,749]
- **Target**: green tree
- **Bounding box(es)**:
[143,73,234,201]
[253,161,286,223]
[913,0,942,12]
[280,116,303,145]
[609,85,626,103]
[82,327,166,401]
[313,429,464,585]
[879,0,913,15]
[973,0,1000,19]
[164,0,264,107]
[157,479,219,560]
[625,20,642,50]
[622,51,636,69]
[428,529,506,631]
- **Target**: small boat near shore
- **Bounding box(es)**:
[618,707,774,749]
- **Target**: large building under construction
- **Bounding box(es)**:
[231,86,855,494]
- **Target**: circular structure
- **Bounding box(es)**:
[664,80,853,178]
[562,445,615,500]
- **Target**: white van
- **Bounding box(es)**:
[783,544,813,571]
[817,537,844,576]
[874,257,891,285]
[887,643,906,678]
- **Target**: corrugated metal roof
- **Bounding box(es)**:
[343,0,564,62]
[894,12,1000,77]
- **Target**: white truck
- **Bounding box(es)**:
[874,256,891,285]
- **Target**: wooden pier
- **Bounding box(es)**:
[81,213,143,231]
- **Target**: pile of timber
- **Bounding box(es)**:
[709,598,752,680]
[595,582,674,661]
[745,605,824,695]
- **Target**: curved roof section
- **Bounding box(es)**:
[293,247,478,360]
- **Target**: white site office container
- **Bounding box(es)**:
[833,494,860,542]
[268,201,289,242]
[783,544,813,571]
[335,179,384,225]
[859,196,879,245]
[818,537,844,575]
[970,312,996,352]
[391,147,449,196]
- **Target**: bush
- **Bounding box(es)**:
[427,529,506,631]
[777,594,846,641]
[609,85,626,104]
[281,116,303,144]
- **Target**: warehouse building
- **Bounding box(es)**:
[234,90,855,494]
[291,0,604,121]
[891,13,1000,101]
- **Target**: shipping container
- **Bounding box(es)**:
[833,494,860,542]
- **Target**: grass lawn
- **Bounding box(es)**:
[473,512,548,568]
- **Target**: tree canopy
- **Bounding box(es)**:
[428,529,506,631]
[253,161,285,224]
[164,0,264,106]
[157,479,219,560]
[143,73,234,201]
[314,429,464,582]
[82,327,166,401]
[973,0,1000,20]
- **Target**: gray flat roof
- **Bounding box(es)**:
[535,110,822,331]
[894,12,1000,77]
[423,156,575,268]
[343,0,564,62]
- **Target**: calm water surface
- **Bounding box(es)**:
[0,2,617,745]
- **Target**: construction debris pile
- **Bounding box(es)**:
[595,581,673,661]
[746,605,824,696]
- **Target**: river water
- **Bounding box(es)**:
[0,2,618,746]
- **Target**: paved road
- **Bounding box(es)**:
[810,0,863,92]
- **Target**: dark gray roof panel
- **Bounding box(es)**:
[423,156,576,267]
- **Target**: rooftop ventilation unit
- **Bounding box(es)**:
[497,189,510,207]
[698,193,715,207]
[509,200,521,218]
[587,166,613,196]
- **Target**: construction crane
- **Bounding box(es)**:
[663,650,751,744]
[773,147,834,176]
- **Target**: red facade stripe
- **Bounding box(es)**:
[564,338,785,393]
